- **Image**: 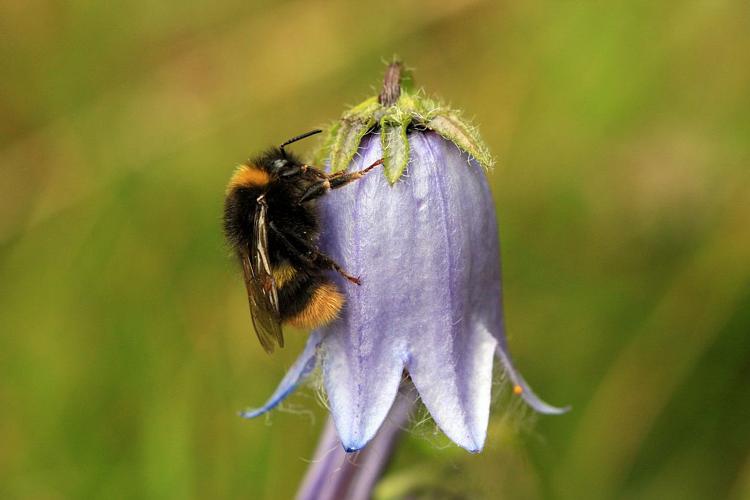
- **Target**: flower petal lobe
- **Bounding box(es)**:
[240,331,322,419]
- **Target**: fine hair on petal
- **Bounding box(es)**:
[308,367,332,414]
[490,367,537,435]
[274,401,317,426]
[390,378,467,452]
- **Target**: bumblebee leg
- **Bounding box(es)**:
[312,252,362,286]
[299,165,328,179]
[268,222,362,285]
[300,164,356,180]
[298,158,383,203]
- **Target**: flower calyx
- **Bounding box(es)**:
[315,62,495,184]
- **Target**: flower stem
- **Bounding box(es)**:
[296,383,415,500]
[378,62,403,107]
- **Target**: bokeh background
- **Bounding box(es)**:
[2,0,749,498]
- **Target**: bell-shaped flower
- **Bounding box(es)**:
[242,125,567,452]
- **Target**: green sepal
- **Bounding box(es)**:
[380,114,411,184]
[328,97,379,173]
[314,64,495,183]
[313,121,340,166]
[425,113,494,169]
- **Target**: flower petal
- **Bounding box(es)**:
[319,328,405,452]
[239,330,322,419]
[444,133,571,417]
[317,135,409,451]
[408,326,496,453]
[495,342,571,415]
[399,133,501,452]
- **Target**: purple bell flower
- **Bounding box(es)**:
[242,130,568,453]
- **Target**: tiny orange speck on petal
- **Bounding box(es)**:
[513,385,523,395]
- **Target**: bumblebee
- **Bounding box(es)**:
[224,130,382,353]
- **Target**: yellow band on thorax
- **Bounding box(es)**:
[226,163,271,192]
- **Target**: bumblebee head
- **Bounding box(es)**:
[270,157,290,175]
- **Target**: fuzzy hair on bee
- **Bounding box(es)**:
[223,129,382,353]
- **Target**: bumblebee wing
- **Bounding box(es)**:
[241,198,284,353]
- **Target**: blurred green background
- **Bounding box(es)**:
[2,0,749,498]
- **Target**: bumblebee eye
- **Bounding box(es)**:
[271,159,287,172]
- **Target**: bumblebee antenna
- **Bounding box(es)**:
[279,129,322,156]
